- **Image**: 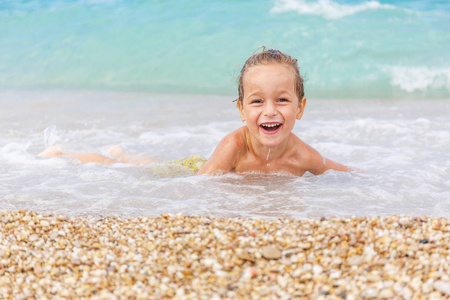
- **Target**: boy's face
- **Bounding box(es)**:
[238,63,306,149]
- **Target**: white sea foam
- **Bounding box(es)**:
[270,0,394,19]
[1,91,449,218]
[43,125,59,147]
[384,66,450,93]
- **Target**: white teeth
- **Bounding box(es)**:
[262,123,280,128]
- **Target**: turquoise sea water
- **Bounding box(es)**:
[1,0,450,98]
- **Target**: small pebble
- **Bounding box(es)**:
[433,280,450,296]
[312,265,323,275]
[236,250,256,263]
[379,288,394,298]
[40,220,50,227]
[348,255,364,266]
[262,246,282,260]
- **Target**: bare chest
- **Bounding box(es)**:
[234,156,306,176]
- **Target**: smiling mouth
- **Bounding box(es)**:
[260,123,282,131]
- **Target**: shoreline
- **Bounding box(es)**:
[1,210,449,299]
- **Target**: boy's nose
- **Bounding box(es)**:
[263,101,277,116]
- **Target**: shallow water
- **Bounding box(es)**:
[1,90,448,219]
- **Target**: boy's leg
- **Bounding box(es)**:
[61,153,116,164]
[38,146,116,164]
[38,145,64,158]
[107,145,155,165]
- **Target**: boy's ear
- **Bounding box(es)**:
[237,101,246,122]
[296,97,307,120]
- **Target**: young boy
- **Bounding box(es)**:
[197,49,351,176]
[39,49,351,176]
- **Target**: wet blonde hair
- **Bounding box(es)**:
[237,48,304,103]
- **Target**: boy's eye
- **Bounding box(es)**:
[278,98,289,102]
[251,99,262,104]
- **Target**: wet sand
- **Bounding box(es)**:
[1,210,449,299]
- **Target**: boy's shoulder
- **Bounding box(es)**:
[288,133,327,173]
[289,133,315,155]
[217,127,249,157]
[225,126,247,149]
[197,127,247,174]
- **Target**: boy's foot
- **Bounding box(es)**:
[106,145,126,161]
[38,145,63,158]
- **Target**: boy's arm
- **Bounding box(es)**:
[322,157,353,172]
[304,145,353,175]
[197,132,241,175]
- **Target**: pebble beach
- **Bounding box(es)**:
[1,211,450,299]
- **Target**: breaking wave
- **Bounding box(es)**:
[271,0,395,19]
[384,66,450,93]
